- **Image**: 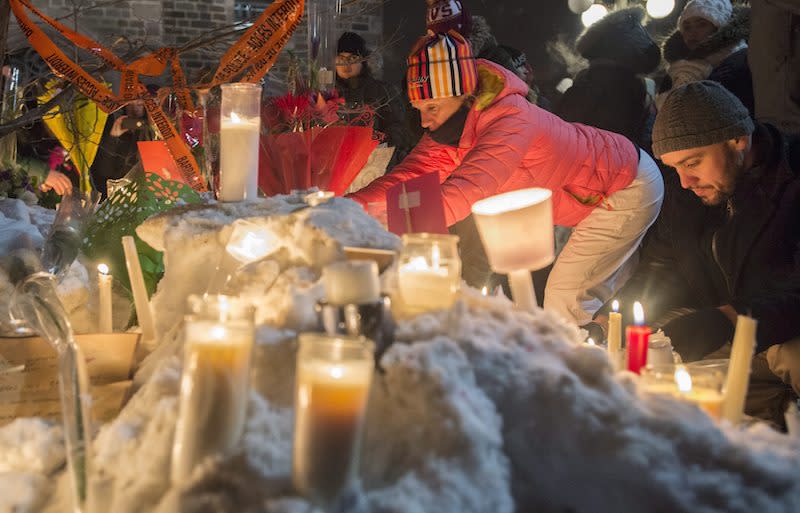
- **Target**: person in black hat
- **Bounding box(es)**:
[336,32,411,165]
[593,81,800,425]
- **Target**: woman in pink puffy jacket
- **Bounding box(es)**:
[348,31,664,327]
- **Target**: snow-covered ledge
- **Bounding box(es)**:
[3,196,799,513]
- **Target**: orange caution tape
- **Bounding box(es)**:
[9,0,305,192]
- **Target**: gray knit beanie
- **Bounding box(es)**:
[652,80,754,158]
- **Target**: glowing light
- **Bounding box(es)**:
[226,225,278,264]
[471,188,552,216]
[612,299,619,313]
[97,263,110,275]
[432,243,441,270]
[230,111,241,124]
[647,0,675,18]
[329,365,344,379]
[581,4,608,27]
[675,366,693,393]
[633,301,645,326]
[481,286,489,296]
[587,338,596,346]
[209,325,227,340]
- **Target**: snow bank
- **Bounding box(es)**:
[2,197,798,513]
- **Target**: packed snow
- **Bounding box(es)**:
[1,196,799,513]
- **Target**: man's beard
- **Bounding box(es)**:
[697,144,745,206]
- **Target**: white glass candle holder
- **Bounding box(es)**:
[219,83,262,202]
[641,364,725,420]
[171,295,255,484]
[293,333,374,508]
[396,233,461,315]
[472,188,554,311]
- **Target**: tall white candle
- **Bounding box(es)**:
[171,300,254,484]
[219,113,260,202]
[219,83,262,203]
[323,261,380,306]
[121,236,155,344]
[608,300,622,363]
[97,263,113,333]
[721,315,757,424]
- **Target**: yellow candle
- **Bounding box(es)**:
[293,335,374,506]
[608,300,622,363]
[171,311,254,484]
[643,365,725,421]
[97,263,113,333]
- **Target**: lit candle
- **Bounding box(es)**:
[97,263,113,333]
[171,295,255,484]
[721,315,757,424]
[643,365,725,420]
[397,234,461,314]
[293,334,374,507]
[626,301,650,374]
[219,83,261,202]
[471,188,554,312]
[608,300,622,363]
[587,337,596,346]
[305,190,335,207]
[322,261,380,306]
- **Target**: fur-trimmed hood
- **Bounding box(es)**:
[662,5,750,63]
[576,6,661,74]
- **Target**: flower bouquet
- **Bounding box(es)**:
[258,88,382,195]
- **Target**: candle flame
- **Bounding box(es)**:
[481,286,488,296]
[587,337,596,346]
[97,263,109,275]
[210,325,227,340]
[675,366,693,393]
[612,299,619,313]
[330,365,344,380]
[230,111,242,123]
[633,301,645,325]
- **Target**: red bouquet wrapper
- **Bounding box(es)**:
[258,125,379,196]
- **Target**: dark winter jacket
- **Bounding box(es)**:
[597,124,800,361]
[336,69,411,162]
[660,6,754,114]
[556,7,660,150]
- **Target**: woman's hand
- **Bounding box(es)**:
[40,170,73,195]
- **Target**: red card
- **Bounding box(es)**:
[386,171,448,235]
[137,141,184,184]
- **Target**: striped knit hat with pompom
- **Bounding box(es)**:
[406,31,478,102]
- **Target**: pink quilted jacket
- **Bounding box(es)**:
[348,60,640,227]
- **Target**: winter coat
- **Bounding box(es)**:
[348,60,640,228]
[597,124,800,361]
[336,69,411,160]
[557,7,660,151]
[659,6,754,114]
[749,0,800,134]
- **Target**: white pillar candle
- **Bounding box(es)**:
[219,83,262,203]
[322,261,380,306]
[171,296,255,484]
[97,263,113,333]
[293,334,374,506]
[608,300,622,362]
[721,315,758,425]
[121,236,155,344]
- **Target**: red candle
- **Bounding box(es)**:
[626,301,650,374]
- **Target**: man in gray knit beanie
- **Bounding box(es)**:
[653,80,755,206]
[595,79,800,425]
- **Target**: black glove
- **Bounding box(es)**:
[581,322,606,346]
[661,309,735,362]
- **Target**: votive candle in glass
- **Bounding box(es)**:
[396,233,461,314]
[293,333,374,508]
[171,295,255,484]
